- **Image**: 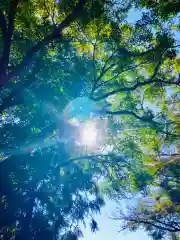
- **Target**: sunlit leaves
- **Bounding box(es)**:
[120,23,132,41]
[73,41,94,56]
[48,48,58,57]
[101,24,112,38]
[174,58,180,74]
[145,85,165,102]
[154,199,173,214]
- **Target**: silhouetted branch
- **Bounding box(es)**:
[0,9,7,45]
[104,109,157,124]
[159,130,180,138]
[95,62,145,89]
[6,0,19,57]
[160,153,180,157]
[0,0,19,79]
[92,42,97,83]
[92,77,180,101]
[115,209,180,233]
[90,51,117,95]
[121,218,180,232]
[117,46,155,58]
[104,109,180,137]
[91,49,180,101]
[60,154,127,168]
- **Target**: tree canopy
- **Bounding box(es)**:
[0,0,180,239]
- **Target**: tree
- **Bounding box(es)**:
[0,0,109,89]
[0,147,107,239]
[0,0,110,239]
[0,0,180,239]
[114,155,180,239]
[136,0,180,20]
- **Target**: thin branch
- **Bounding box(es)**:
[92,77,180,101]
[91,50,174,101]
[160,153,180,157]
[92,62,117,94]
[90,51,117,95]
[125,218,180,232]
[92,41,97,83]
[159,130,180,138]
[154,218,180,230]
[96,62,145,89]
[172,44,180,49]
[117,46,155,58]
[104,109,159,126]
[67,154,127,165]
[115,210,180,232]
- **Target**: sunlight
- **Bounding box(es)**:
[81,122,97,146]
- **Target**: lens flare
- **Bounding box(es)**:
[81,122,97,146]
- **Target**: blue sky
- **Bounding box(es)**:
[83,199,150,240]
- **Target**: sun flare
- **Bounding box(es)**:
[81,122,97,146]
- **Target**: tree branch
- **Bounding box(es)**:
[105,109,179,136]
[117,46,155,58]
[95,62,145,90]
[0,0,19,77]
[124,218,180,232]
[159,130,180,138]
[56,154,128,169]
[91,50,174,101]
[104,109,157,125]
[160,153,180,157]
[90,51,117,96]
[92,41,97,85]
[91,77,180,101]
[0,9,7,47]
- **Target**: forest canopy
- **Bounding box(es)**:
[0,0,180,239]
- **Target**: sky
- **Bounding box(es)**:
[83,199,150,240]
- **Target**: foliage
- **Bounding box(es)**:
[0,0,180,239]
[115,160,180,239]
[137,0,180,20]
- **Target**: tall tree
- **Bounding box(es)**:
[0,0,180,239]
